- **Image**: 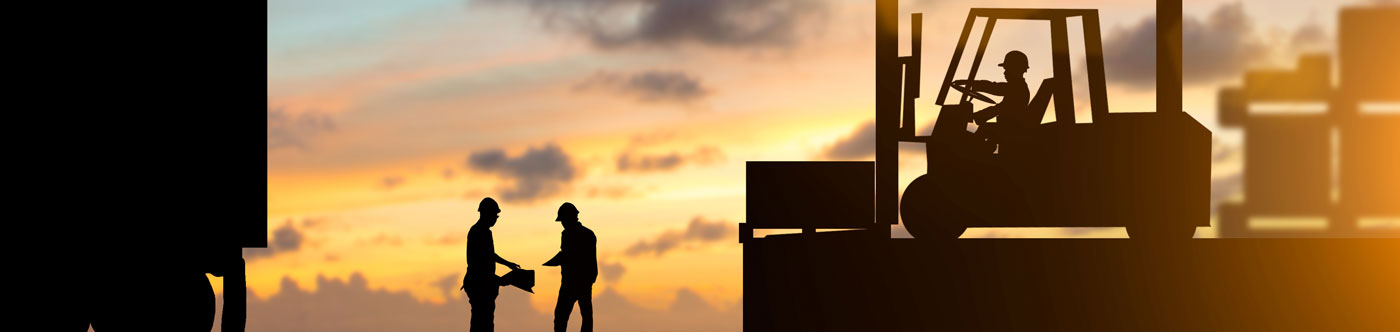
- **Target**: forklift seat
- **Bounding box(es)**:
[1020,77,1058,127]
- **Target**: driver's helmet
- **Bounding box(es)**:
[998,51,1029,71]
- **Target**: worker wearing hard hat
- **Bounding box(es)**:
[462,197,524,331]
[543,202,598,332]
[953,50,1032,151]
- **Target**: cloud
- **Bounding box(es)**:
[434,272,465,302]
[441,168,455,180]
[267,105,336,152]
[212,272,738,332]
[1099,3,1271,89]
[489,0,826,50]
[598,261,626,284]
[823,120,879,160]
[244,220,306,261]
[380,175,406,190]
[576,70,712,104]
[466,143,579,203]
[616,146,725,173]
[821,121,927,160]
[625,216,735,257]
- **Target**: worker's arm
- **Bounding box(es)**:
[543,251,564,266]
[495,254,520,270]
[970,81,1014,96]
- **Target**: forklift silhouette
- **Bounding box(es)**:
[898,8,1211,239]
[739,2,1209,242]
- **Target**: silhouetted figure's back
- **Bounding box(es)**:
[544,202,598,332]
[463,197,522,332]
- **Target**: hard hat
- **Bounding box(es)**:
[998,50,1029,70]
[555,202,579,221]
[478,197,501,213]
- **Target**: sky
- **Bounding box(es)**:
[255,0,1395,330]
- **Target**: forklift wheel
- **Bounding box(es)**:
[900,175,968,239]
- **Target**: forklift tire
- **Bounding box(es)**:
[900,174,968,239]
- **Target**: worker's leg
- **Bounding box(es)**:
[554,283,578,332]
[467,284,497,332]
[578,284,593,332]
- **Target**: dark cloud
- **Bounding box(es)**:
[380,176,406,190]
[625,216,735,257]
[211,272,738,332]
[490,0,825,50]
[616,146,725,173]
[244,220,305,261]
[1099,3,1271,89]
[599,261,626,283]
[576,70,711,104]
[267,105,336,152]
[466,143,579,203]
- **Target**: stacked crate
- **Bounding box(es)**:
[1216,7,1399,237]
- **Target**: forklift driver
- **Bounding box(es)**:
[952,50,1031,152]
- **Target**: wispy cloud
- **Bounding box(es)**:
[616,146,725,173]
[267,105,336,152]
[487,0,826,50]
[576,70,712,104]
[625,216,735,258]
[822,120,926,160]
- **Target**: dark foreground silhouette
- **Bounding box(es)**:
[744,232,1400,331]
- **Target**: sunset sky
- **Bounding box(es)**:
[258,0,1394,330]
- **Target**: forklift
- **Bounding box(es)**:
[896,7,1211,239]
[740,0,1209,241]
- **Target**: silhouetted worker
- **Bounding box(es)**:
[954,50,1032,150]
[543,202,598,332]
[462,197,523,332]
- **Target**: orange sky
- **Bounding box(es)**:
[261,0,1393,329]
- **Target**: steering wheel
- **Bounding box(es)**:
[950,82,997,104]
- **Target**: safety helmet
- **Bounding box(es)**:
[478,197,501,213]
[555,202,579,221]
[998,50,1029,71]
